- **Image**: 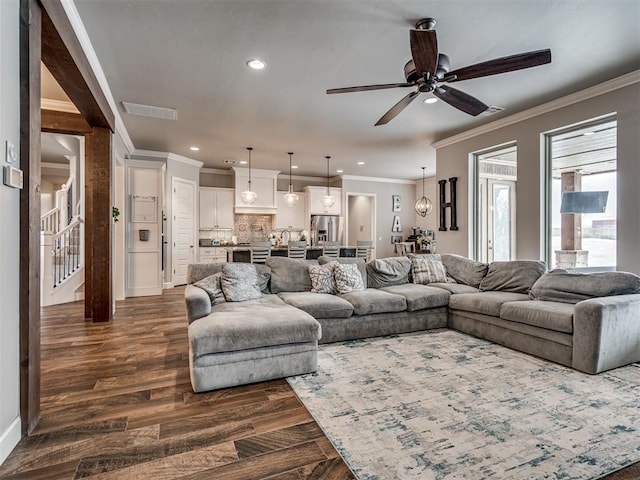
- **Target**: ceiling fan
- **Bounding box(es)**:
[326,18,551,126]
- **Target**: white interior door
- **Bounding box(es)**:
[172,177,196,286]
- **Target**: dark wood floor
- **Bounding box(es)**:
[1,287,638,479]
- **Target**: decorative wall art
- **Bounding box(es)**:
[438,177,458,231]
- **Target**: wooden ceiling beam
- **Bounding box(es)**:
[41,109,91,135]
[40,0,115,132]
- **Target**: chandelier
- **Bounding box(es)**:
[414,166,433,217]
[320,155,336,208]
[283,152,299,207]
[240,147,257,205]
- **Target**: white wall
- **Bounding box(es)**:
[0,0,23,464]
[434,79,640,274]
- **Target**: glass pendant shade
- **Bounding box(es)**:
[284,152,299,206]
[321,155,336,208]
[415,166,433,217]
[241,147,257,205]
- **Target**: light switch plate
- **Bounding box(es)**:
[3,165,23,189]
[6,141,17,164]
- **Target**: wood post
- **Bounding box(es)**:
[84,127,112,322]
[561,171,582,251]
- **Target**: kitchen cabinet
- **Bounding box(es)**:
[305,186,342,215]
[232,167,279,214]
[275,191,307,229]
[199,187,234,229]
[198,247,228,263]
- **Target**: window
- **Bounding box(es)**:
[472,144,517,262]
[544,117,617,270]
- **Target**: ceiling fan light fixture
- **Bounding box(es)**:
[414,166,433,217]
[424,97,438,104]
[321,155,336,208]
[284,152,299,207]
[241,147,257,205]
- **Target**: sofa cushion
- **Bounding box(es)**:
[366,256,412,288]
[309,262,338,294]
[193,272,226,305]
[221,263,262,302]
[319,256,367,286]
[411,256,448,284]
[189,296,321,356]
[441,254,489,288]
[449,291,530,317]
[188,263,271,293]
[500,300,574,334]
[379,284,450,312]
[334,263,365,294]
[339,288,407,316]
[428,283,480,294]
[266,257,315,293]
[530,269,640,304]
[277,291,354,319]
[479,260,547,293]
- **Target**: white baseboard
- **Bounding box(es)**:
[0,417,21,466]
[163,282,174,289]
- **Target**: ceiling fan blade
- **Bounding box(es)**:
[445,49,551,82]
[434,86,488,116]
[410,29,438,78]
[326,83,413,94]
[375,91,420,126]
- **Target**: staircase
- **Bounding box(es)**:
[41,177,85,306]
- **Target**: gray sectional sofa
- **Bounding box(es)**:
[184,254,640,393]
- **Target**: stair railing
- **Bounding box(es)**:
[50,215,82,288]
[41,207,61,233]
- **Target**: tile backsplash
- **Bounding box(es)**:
[234,214,273,244]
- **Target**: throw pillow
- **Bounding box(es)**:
[479,260,547,293]
[193,272,226,306]
[334,263,365,294]
[441,254,489,288]
[411,256,448,284]
[221,263,262,302]
[309,262,338,294]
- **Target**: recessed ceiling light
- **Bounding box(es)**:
[583,131,595,136]
[291,165,298,169]
[247,59,266,70]
[424,97,438,104]
[189,146,200,151]
[357,161,365,165]
[239,160,247,165]
[336,169,344,173]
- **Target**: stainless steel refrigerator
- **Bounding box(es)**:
[310,215,342,247]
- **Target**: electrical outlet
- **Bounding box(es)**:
[6,141,17,164]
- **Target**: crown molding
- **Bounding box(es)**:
[41,162,70,170]
[131,149,203,168]
[41,98,79,113]
[432,70,640,149]
[201,167,232,175]
[341,174,417,185]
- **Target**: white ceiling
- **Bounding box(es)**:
[70,0,640,180]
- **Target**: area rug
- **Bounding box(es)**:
[287,330,640,480]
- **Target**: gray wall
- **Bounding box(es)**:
[341,178,417,258]
[0,0,22,462]
[434,82,640,274]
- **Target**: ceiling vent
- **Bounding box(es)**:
[480,106,505,116]
[122,101,177,120]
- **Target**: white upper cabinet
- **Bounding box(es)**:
[232,167,279,214]
[199,187,234,229]
[305,186,342,215]
[275,191,307,229]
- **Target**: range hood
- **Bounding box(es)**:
[232,167,280,214]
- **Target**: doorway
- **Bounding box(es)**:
[473,144,517,262]
[345,193,376,255]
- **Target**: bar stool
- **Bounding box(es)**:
[321,241,341,258]
[288,241,307,259]
[356,240,373,261]
[250,242,272,264]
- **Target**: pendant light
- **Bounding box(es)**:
[241,147,257,205]
[414,166,433,217]
[320,155,336,208]
[283,152,299,207]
